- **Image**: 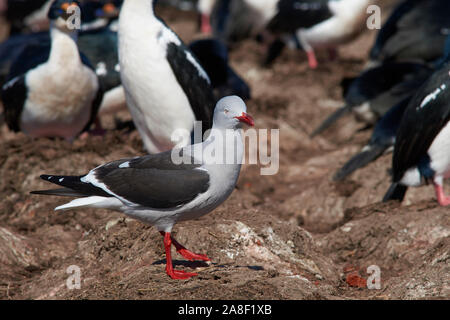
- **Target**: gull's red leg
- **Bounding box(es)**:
[162,232,198,280]
[171,237,210,262]
[160,231,210,262]
[434,183,450,206]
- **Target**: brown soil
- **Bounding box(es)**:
[0,6,448,300]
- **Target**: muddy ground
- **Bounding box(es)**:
[0,5,449,300]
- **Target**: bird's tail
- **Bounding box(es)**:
[340,77,356,98]
[333,144,387,181]
[54,196,113,211]
[382,182,407,203]
[310,105,351,137]
[31,175,110,198]
[31,175,114,211]
[30,188,87,197]
[264,38,286,66]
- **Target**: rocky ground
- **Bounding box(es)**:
[0,5,448,300]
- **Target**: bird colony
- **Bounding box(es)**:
[0,0,449,299]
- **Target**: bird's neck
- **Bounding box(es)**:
[119,0,160,39]
[49,23,81,66]
[201,126,245,166]
[120,0,156,21]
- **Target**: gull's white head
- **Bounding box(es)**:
[213,95,254,129]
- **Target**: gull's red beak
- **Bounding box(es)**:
[235,112,254,127]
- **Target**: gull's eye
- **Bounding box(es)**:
[224,108,229,114]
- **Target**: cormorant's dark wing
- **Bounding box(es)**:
[165,33,216,133]
[371,0,450,63]
[392,63,450,182]
[1,41,50,131]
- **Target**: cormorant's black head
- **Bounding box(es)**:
[47,0,81,21]
[94,1,121,19]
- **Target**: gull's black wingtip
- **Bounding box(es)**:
[310,105,351,138]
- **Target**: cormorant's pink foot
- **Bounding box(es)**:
[434,184,450,206]
[307,50,318,69]
[201,14,212,34]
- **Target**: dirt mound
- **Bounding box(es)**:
[0,6,448,300]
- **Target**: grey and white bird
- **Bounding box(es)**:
[31,96,254,280]
[118,0,215,154]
